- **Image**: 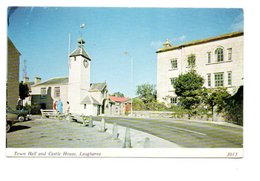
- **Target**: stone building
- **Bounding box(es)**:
[7,37,20,109]
[156,32,243,106]
[109,96,131,115]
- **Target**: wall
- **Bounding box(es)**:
[7,38,20,109]
[68,56,90,114]
[31,84,68,112]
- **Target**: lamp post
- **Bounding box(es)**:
[123,51,133,116]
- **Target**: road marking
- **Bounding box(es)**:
[162,125,207,136]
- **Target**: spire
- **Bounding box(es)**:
[69,24,91,60]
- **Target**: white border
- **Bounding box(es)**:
[2,0,260,181]
[6,148,243,158]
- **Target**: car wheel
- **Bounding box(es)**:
[18,116,25,122]
[6,122,12,132]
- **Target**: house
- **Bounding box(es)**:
[109,96,131,115]
[7,37,20,109]
[156,32,243,106]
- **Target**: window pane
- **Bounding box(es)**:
[215,48,224,62]
[40,88,46,99]
[170,78,176,85]
[171,59,178,69]
[54,87,60,98]
[207,52,211,63]
[207,74,211,87]
[170,97,177,104]
[228,48,232,60]
[188,55,196,67]
[228,72,232,85]
[214,73,224,87]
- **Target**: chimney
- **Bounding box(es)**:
[23,76,29,83]
[34,77,41,85]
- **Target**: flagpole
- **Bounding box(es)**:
[68,32,71,67]
[123,51,134,116]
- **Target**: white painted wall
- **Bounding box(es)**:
[157,35,243,105]
[68,55,91,114]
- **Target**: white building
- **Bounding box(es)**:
[156,32,244,106]
[30,37,110,116]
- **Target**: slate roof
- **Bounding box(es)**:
[33,77,68,86]
[89,82,107,92]
[156,31,244,53]
[69,47,91,60]
[81,95,101,105]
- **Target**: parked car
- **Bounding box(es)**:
[6,106,31,122]
[6,109,17,132]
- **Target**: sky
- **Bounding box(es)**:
[7,7,243,97]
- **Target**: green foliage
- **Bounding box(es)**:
[132,98,146,110]
[132,98,167,111]
[201,87,230,113]
[173,71,204,114]
[112,92,124,97]
[19,81,30,100]
[136,83,156,104]
[223,86,243,125]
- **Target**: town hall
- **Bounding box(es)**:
[29,35,111,116]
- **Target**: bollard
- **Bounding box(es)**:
[144,137,151,148]
[112,122,119,139]
[82,116,87,127]
[99,118,106,132]
[88,116,93,128]
[123,127,131,148]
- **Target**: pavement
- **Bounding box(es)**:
[6,116,179,148]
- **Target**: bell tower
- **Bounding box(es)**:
[68,26,91,114]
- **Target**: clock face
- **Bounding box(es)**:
[83,59,88,68]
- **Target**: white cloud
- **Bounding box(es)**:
[173,35,187,42]
[150,35,186,49]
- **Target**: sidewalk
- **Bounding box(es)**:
[104,114,243,129]
[7,116,180,148]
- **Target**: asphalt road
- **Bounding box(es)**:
[93,116,243,148]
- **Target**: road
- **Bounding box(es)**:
[93,116,243,148]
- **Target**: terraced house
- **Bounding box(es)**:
[156,32,244,106]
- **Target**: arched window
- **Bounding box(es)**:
[215,47,224,62]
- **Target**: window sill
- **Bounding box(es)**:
[169,68,178,71]
[206,60,232,65]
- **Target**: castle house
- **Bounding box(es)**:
[156,32,244,106]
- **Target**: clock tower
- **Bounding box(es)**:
[68,37,91,114]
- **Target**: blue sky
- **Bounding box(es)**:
[8,7,243,97]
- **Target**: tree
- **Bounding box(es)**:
[136,83,156,104]
[223,86,243,125]
[173,70,204,117]
[112,92,124,97]
[201,87,230,121]
[19,81,30,100]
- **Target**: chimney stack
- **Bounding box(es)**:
[23,76,29,83]
[34,77,41,85]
